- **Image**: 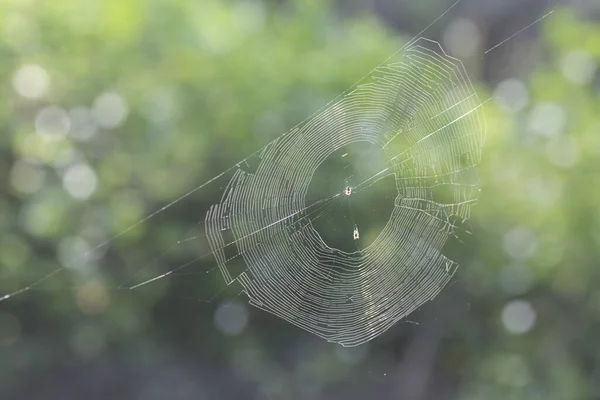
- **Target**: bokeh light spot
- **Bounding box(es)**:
[503,227,537,260]
[528,102,565,138]
[35,106,70,138]
[62,163,98,199]
[501,299,536,334]
[69,107,99,141]
[0,234,30,270]
[561,49,597,85]
[443,18,480,58]
[214,300,249,336]
[546,136,579,168]
[75,281,110,315]
[526,175,562,208]
[10,159,45,194]
[57,236,94,270]
[92,92,128,129]
[142,89,177,124]
[494,78,528,113]
[12,64,49,100]
[19,194,67,237]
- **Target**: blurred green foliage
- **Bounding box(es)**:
[0,0,600,399]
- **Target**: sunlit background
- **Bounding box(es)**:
[1,0,600,399]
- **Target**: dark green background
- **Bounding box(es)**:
[1,0,599,399]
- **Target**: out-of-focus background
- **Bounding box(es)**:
[1,0,600,399]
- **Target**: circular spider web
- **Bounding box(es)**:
[205,38,486,346]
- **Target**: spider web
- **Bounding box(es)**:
[0,0,563,349]
[200,38,486,346]
[2,37,487,347]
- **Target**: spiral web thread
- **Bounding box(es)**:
[205,38,486,346]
